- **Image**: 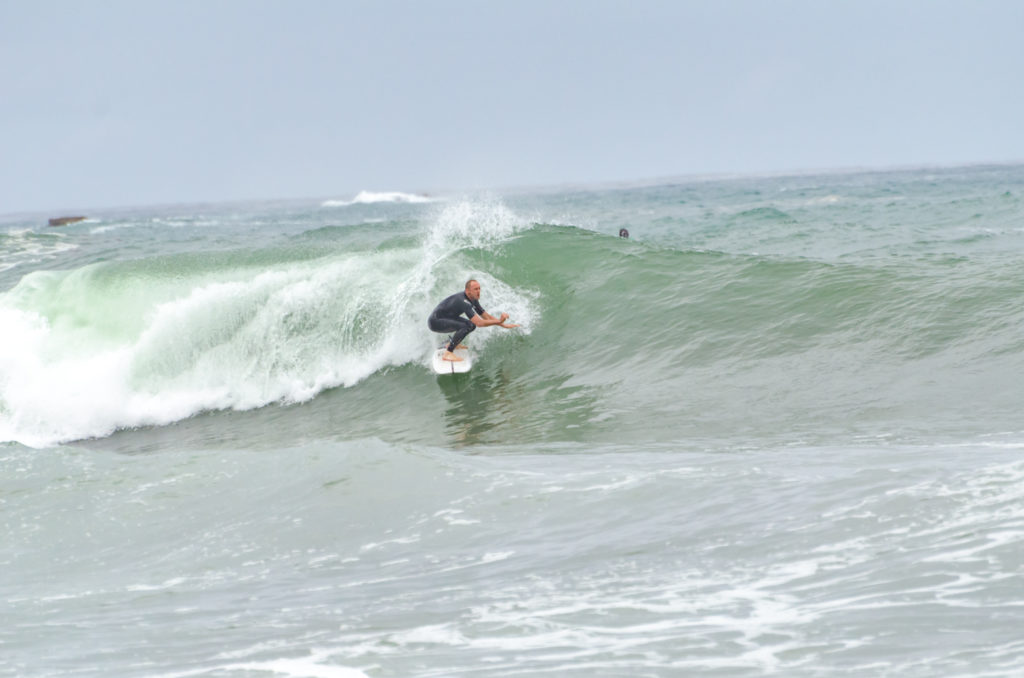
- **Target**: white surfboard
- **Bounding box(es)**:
[431,347,473,374]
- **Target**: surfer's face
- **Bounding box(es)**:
[466,281,481,300]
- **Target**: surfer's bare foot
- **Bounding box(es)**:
[442,351,463,362]
[455,344,468,350]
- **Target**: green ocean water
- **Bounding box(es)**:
[2,165,1024,677]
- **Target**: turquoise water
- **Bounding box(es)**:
[3,165,1024,676]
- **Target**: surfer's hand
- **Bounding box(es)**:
[500,322,519,329]
[499,312,509,321]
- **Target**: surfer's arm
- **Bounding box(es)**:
[471,311,510,327]
[486,312,519,328]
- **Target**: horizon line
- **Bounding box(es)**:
[3,158,1022,221]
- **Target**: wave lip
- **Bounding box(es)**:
[322,191,438,207]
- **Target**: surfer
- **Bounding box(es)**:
[428,279,518,362]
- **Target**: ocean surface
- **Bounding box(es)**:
[3,164,1024,677]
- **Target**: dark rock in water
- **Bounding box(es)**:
[48,216,87,226]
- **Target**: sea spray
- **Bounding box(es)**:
[395,196,537,346]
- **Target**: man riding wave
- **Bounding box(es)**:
[428,279,518,362]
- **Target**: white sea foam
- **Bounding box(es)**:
[0,229,79,273]
[90,222,137,235]
[359,535,422,552]
[227,658,368,678]
[123,577,190,593]
[152,656,369,678]
[322,191,438,207]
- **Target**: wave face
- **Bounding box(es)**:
[2,165,1024,447]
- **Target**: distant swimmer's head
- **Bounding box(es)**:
[465,279,481,300]
[619,228,630,239]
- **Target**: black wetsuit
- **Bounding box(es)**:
[428,292,486,352]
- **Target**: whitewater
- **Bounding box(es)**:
[2,166,1024,677]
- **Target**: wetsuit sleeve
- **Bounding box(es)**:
[472,300,485,317]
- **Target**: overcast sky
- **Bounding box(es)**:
[2,1,1022,213]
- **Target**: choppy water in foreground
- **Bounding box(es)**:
[3,164,1024,676]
